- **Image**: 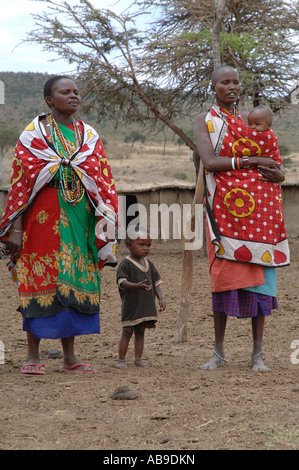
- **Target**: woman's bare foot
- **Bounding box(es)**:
[249,352,269,372]
[200,350,228,370]
[134,358,149,368]
[21,363,46,375]
[60,362,97,373]
[116,359,127,369]
[21,351,46,375]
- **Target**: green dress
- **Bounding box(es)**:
[22,122,101,338]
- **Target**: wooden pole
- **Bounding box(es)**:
[0,149,3,187]
[176,0,227,343]
[176,162,204,342]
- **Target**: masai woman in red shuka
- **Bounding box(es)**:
[0,76,118,375]
[194,66,289,372]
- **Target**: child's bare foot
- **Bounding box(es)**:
[134,358,149,368]
[249,352,269,372]
[116,359,127,369]
[200,350,228,370]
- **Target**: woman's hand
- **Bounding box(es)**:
[257,160,285,183]
[249,156,275,168]
[6,229,23,263]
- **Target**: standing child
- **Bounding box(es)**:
[116,227,166,369]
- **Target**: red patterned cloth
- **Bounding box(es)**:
[0,115,118,264]
[205,106,289,268]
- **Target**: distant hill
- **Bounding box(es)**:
[0,71,298,155]
[0,72,49,131]
[0,71,157,143]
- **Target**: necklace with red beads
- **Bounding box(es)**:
[47,113,85,204]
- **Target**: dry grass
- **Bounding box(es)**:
[105,141,196,185]
[1,140,299,190]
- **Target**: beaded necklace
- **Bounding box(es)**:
[221,104,240,120]
[47,114,85,204]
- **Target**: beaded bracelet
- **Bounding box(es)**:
[242,156,250,169]
[278,172,286,184]
[274,161,286,184]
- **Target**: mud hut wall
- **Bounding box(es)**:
[158,188,194,240]
[281,185,299,238]
[134,191,160,238]
[117,188,195,241]
[1,184,298,239]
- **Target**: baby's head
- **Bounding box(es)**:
[126,226,152,259]
[247,105,273,132]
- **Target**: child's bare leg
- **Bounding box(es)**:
[134,323,148,367]
[200,311,228,370]
[117,326,133,369]
[249,309,269,371]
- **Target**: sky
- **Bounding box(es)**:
[0,0,143,74]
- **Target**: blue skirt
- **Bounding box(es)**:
[23,309,100,339]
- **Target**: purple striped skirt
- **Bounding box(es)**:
[212,289,278,318]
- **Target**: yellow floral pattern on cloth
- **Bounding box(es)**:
[17,188,101,317]
[17,247,60,310]
[231,138,262,158]
[35,210,49,224]
[59,240,99,288]
[224,188,256,218]
[10,156,23,186]
[17,247,60,290]
[204,105,290,267]
[56,191,101,311]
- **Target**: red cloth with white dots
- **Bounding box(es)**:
[205,106,289,268]
[0,115,118,254]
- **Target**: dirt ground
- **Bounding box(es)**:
[0,143,299,452]
[0,235,299,452]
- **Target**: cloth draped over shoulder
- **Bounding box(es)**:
[204,105,290,269]
[0,114,118,256]
[0,115,118,326]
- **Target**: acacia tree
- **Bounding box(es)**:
[28,0,196,151]
[140,0,299,110]
[124,130,146,147]
[28,0,299,168]
[0,126,20,185]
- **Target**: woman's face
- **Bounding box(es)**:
[212,68,241,109]
[46,78,81,115]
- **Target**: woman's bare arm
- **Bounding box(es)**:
[194,112,284,182]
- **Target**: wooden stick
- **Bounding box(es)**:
[176,162,204,342]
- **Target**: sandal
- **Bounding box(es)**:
[21,363,46,375]
[59,363,97,374]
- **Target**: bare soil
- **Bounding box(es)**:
[0,236,299,451]
[0,143,299,452]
